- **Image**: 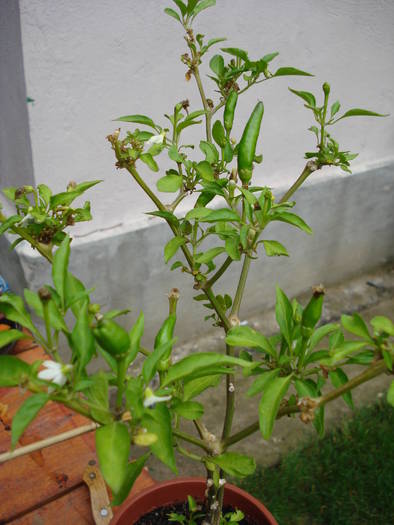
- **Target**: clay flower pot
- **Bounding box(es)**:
[112,477,278,525]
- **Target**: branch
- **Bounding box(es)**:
[279,161,318,204]
[223,360,387,447]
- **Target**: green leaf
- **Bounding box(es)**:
[168,145,184,163]
[164,7,182,22]
[209,54,225,77]
[164,236,185,263]
[200,209,240,223]
[172,400,204,420]
[320,341,368,365]
[329,368,354,409]
[11,393,49,448]
[191,0,216,18]
[225,236,241,261]
[275,287,293,348]
[195,160,215,181]
[221,47,248,61]
[127,311,144,366]
[185,208,212,221]
[294,378,318,398]
[270,211,312,234]
[0,329,28,349]
[140,153,159,172]
[259,375,292,439]
[142,338,176,384]
[226,325,275,357]
[247,370,280,397]
[334,108,388,122]
[64,272,88,317]
[387,381,394,407]
[49,180,101,208]
[0,294,38,336]
[183,374,221,401]
[142,404,177,473]
[195,247,225,264]
[262,52,279,63]
[112,453,150,506]
[262,240,289,257]
[274,67,313,77]
[199,141,219,163]
[156,174,182,192]
[288,88,316,107]
[86,372,112,424]
[309,323,339,351]
[341,313,372,341]
[0,355,30,386]
[161,352,252,386]
[96,422,130,494]
[115,114,156,128]
[172,0,187,15]
[52,235,70,308]
[146,210,179,227]
[210,452,255,478]
[0,215,21,236]
[370,316,394,336]
[330,101,341,118]
[70,302,95,371]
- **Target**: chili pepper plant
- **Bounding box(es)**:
[0,1,393,524]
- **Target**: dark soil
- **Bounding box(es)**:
[134,501,259,525]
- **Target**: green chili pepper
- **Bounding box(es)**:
[223,90,238,135]
[237,101,264,185]
[93,319,130,358]
[212,120,227,148]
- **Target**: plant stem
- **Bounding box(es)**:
[205,256,233,289]
[279,161,318,204]
[192,66,212,143]
[221,344,236,441]
[223,360,387,447]
[116,357,128,411]
[173,429,210,452]
[203,287,231,332]
[230,255,251,317]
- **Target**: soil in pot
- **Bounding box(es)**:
[135,501,259,525]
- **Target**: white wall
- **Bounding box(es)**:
[18,0,394,235]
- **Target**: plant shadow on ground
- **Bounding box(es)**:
[238,401,394,525]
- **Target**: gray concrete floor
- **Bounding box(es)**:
[146,264,394,481]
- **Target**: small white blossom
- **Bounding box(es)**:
[228,382,235,393]
[38,361,73,386]
[146,133,164,146]
[143,387,171,408]
[218,478,226,487]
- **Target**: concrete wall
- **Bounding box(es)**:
[0,0,393,344]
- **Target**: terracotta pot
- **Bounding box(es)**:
[112,477,278,525]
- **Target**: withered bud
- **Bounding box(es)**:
[312,284,325,297]
[38,287,51,302]
[230,168,238,182]
[206,98,214,109]
[181,99,190,113]
[67,181,77,191]
[15,187,25,199]
[185,70,192,82]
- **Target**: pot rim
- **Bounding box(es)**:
[112,476,278,525]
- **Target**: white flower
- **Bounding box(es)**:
[38,361,73,386]
[146,133,164,146]
[143,387,171,408]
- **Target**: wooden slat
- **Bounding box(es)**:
[0,345,156,524]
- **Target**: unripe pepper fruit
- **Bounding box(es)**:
[223,90,238,135]
[93,318,130,358]
[237,101,264,185]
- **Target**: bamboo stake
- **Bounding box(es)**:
[0,422,98,464]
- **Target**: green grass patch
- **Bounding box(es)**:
[239,401,394,525]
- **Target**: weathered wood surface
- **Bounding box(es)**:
[0,344,155,524]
